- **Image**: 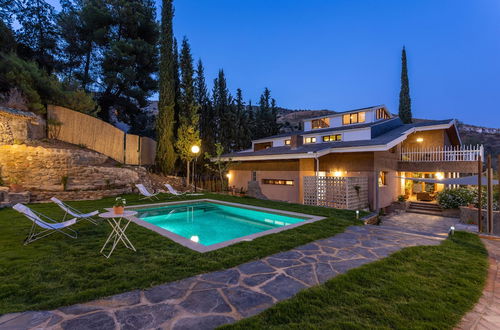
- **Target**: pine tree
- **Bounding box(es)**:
[195,59,215,155]
[212,69,232,150]
[15,0,59,73]
[98,0,159,128]
[398,46,412,124]
[175,37,201,185]
[156,0,177,174]
[234,88,252,150]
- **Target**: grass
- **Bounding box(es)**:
[222,231,488,330]
[0,193,363,314]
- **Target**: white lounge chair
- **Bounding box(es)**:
[165,184,203,196]
[50,197,99,225]
[135,184,160,200]
[13,203,78,245]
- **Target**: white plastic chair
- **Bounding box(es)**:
[50,197,99,225]
[13,203,78,245]
[135,184,160,200]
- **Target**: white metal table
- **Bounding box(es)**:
[99,210,137,258]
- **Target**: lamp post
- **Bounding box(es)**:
[191,145,200,192]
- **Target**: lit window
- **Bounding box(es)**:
[284,139,291,145]
[262,179,294,186]
[322,134,342,142]
[378,171,387,186]
[376,108,390,119]
[304,137,316,144]
[342,111,366,125]
[311,118,330,129]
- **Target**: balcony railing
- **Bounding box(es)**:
[400,145,483,162]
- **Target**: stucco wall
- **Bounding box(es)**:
[402,129,453,149]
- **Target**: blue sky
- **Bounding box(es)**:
[48,0,500,127]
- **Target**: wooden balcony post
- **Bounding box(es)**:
[487,154,493,234]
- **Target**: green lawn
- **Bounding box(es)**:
[0,193,362,314]
[222,231,488,330]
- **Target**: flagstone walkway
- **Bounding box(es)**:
[456,238,500,330]
[0,214,451,330]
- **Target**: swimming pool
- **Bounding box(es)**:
[131,199,324,252]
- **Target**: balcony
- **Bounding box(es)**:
[398,145,483,172]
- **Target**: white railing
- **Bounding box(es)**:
[400,145,483,162]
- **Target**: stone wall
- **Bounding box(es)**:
[0,116,29,145]
[0,144,147,194]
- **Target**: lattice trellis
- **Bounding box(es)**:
[303,176,368,210]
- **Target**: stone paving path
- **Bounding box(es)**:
[0,214,449,330]
[456,238,500,330]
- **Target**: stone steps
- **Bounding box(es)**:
[407,201,443,216]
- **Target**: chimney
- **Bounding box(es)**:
[290,135,303,150]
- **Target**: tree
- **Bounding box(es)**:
[156,0,177,174]
[233,88,252,150]
[212,69,233,150]
[58,0,112,90]
[398,46,412,124]
[254,87,279,139]
[175,37,201,185]
[204,143,233,191]
[97,0,159,130]
[195,59,215,155]
[15,0,59,73]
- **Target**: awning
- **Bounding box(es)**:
[397,174,498,186]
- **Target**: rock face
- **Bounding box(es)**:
[246,181,268,200]
[0,144,151,202]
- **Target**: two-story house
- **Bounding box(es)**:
[221,105,482,210]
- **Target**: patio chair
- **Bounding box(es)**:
[50,197,99,225]
[135,184,160,200]
[12,203,78,245]
[165,184,203,196]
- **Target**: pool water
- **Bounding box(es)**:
[136,202,306,246]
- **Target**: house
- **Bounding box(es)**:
[221,105,482,210]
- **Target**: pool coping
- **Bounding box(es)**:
[117,199,326,253]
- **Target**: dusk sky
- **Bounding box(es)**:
[49,0,500,128]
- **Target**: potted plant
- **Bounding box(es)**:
[9,177,24,193]
[113,197,126,215]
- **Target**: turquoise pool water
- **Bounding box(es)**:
[136,202,306,246]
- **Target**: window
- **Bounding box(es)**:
[342,111,366,125]
[262,179,294,186]
[304,137,316,144]
[376,108,390,120]
[254,142,273,151]
[252,171,257,181]
[311,118,330,129]
[322,134,342,142]
[378,171,387,186]
[284,139,291,145]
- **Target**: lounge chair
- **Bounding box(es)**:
[50,197,99,225]
[165,184,203,196]
[13,203,78,245]
[135,184,160,200]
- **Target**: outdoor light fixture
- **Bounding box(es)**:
[190,235,199,243]
[416,137,424,143]
[435,172,444,180]
[191,145,200,154]
[448,226,455,237]
[356,210,360,219]
[333,171,343,177]
[226,173,232,179]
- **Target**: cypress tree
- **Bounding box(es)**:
[212,69,232,150]
[156,0,177,174]
[175,37,201,185]
[398,46,412,124]
[234,88,252,150]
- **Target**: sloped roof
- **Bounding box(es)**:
[223,119,455,159]
[0,106,37,120]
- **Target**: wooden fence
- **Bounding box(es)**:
[47,105,156,165]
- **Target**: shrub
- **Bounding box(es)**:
[397,195,406,202]
[436,188,475,209]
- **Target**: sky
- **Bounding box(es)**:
[48,0,500,128]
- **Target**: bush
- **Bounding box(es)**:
[436,188,475,209]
